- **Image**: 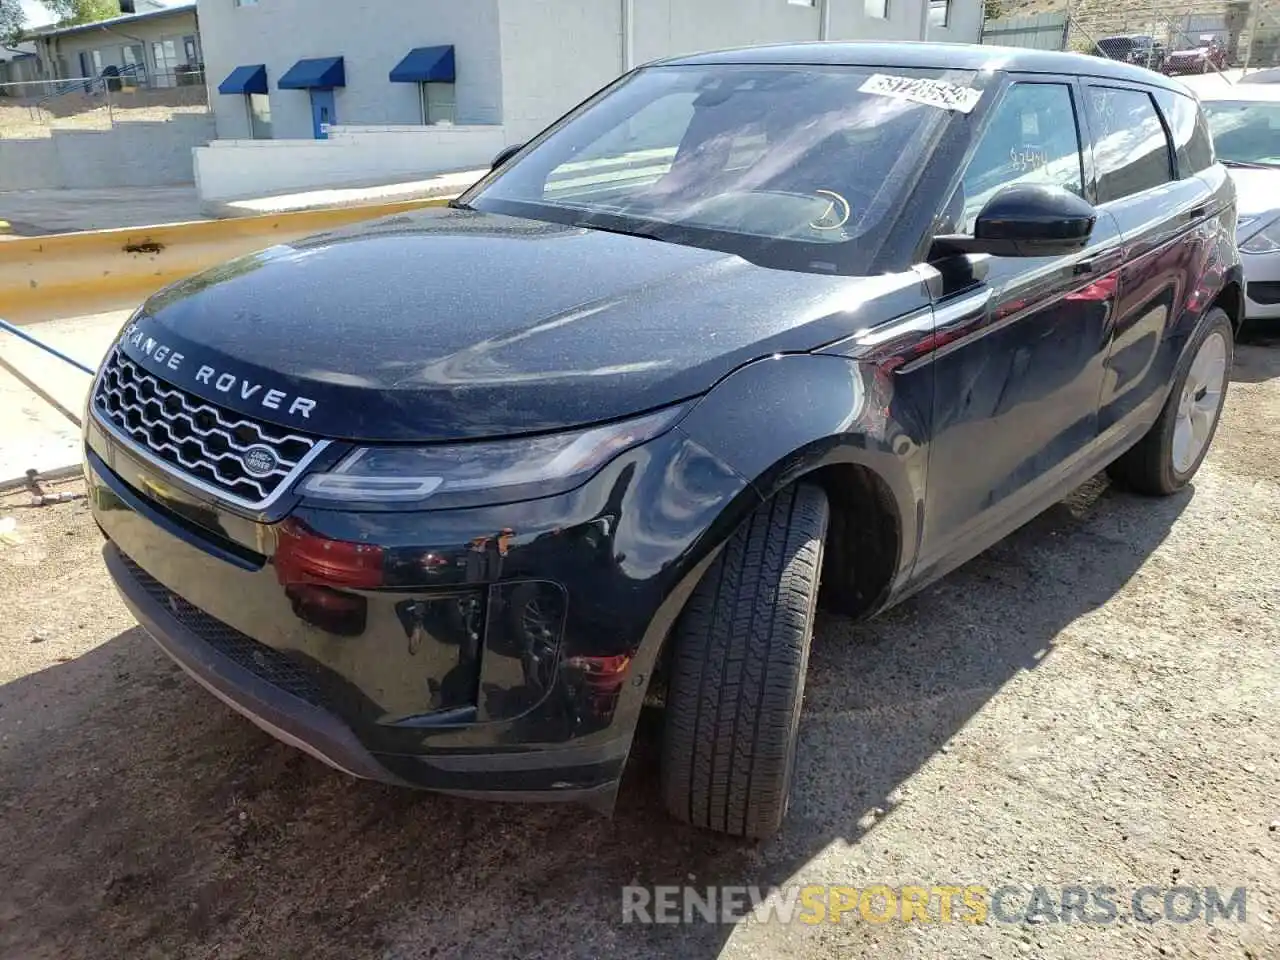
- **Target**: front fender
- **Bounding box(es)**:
[675,352,931,589]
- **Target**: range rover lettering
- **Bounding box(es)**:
[86,44,1241,838]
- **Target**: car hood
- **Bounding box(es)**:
[120,207,920,442]
[1228,167,1280,225]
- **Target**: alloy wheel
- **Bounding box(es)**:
[1171,330,1228,474]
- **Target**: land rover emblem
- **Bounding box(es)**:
[241,445,279,478]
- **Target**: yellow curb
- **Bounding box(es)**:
[0,196,454,323]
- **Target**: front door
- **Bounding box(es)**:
[309,89,336,140]
[915,77,1124,583]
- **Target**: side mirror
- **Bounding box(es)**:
[932,184,1097,259]
[490,142,525,171]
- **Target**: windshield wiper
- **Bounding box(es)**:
[1222,160,1280,170]
[570,218,670,243]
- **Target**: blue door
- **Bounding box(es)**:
[309,89,336,139]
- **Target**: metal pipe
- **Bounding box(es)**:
[621,0,635,71]
[0,317,96,376]
[819,0,832,40]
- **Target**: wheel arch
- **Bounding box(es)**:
[615,352,926,750]
[749,450,907,620]
[1212,277,1244,334]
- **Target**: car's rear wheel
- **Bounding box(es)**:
[660,483,828,839]
[1107,308,1233,495]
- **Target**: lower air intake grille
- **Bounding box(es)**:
[120,554,328,710]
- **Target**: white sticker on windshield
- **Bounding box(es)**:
[859,74,982,113]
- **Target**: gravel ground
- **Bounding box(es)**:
[0,102,209,139]
[0,342,1277,960]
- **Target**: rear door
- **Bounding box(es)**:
[1080,82,1219,438]
[915,75,1123,582]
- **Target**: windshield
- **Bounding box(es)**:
[1203,100,1280,166]
[461,63,981,274]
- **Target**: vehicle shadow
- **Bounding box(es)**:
[0,476,1191,960]
[1231,338,1280,384]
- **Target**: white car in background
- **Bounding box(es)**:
[1201,84,1280,328]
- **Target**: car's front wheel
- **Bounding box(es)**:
[1107,307,1233,495]
[660,483,828,839]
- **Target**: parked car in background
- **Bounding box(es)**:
[1164,35,1229,75]
[1094,34,1165,71]
[1202,84,1280,326]
[86,44,1242,839]
[1238,66,1280,83]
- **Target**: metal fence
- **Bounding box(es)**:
[982,0,1280,75]
[982,13,1071,50]
[0,69,208,132]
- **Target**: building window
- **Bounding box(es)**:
[420,82,457,124]
[121,43,145,83]
[152,38,180,86]
[928,0,950,27]
[865,0,888,17]
[247,92,272,139]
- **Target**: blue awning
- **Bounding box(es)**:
[389,45,455,83]
[217,64,268,96]
[278,56,345,90]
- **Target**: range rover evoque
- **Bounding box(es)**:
[87,43,1241,838]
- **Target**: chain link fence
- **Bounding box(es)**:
[0,70,208,137]
[984,0,1280,75]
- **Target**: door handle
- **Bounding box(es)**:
[1187,204,1209,220]
[1073,249,1123,276]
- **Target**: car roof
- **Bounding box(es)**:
[1199,82,1280,102]
[655,41,1192,92]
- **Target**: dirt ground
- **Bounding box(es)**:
[0,102,209,139]
[0,343,1277,960]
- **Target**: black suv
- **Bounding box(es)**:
[86,44,1240,838]
[1095,34,1166,70]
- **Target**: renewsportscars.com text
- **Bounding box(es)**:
[621,884,1248,926]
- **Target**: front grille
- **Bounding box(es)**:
[92,346,324,510]
[120,554,329,710]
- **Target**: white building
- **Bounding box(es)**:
[28,2,202,86]
[194,0,982,203]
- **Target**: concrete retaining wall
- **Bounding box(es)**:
[193,123,506,201]
[0,113,214,191]
[0,138,60,189]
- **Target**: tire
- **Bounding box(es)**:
[660,482,828,839]
[1106,308,1233,495]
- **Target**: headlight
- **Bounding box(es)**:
[298,405,688,508]
[1241,216,1280,253]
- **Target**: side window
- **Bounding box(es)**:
[1086,86,1175,203]
[1154,88,1215,175]
[955,83,1084,234]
